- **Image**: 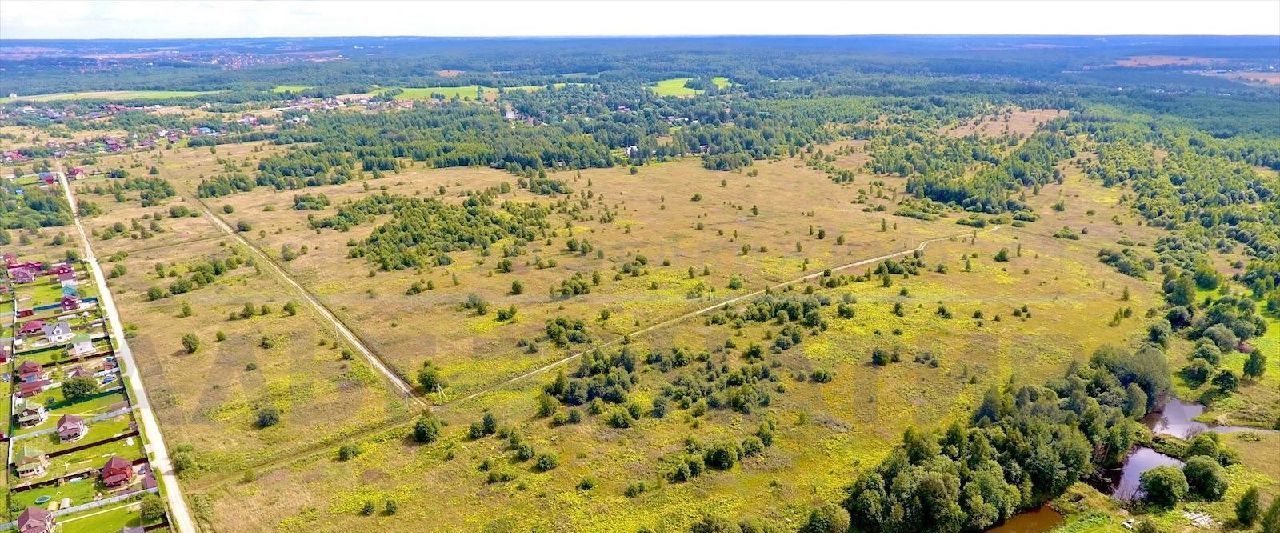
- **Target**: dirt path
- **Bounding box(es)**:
[448,225,1000,407]
[184,223,998,492]
[58,169,198,533]
[192,200,426,408]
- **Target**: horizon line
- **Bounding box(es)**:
[3,33,1279,43]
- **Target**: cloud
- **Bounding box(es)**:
[1,0,1277,39]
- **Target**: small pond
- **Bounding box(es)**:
[1144,398,1259,439]
[985,505,1064,533]
[1104,447,1185,500]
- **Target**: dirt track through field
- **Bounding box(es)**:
[446,225,1002,407]
[183,220,999,492]
[193,199,427,408]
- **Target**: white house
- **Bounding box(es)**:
[42,320,73,344]
[68,334,95,357]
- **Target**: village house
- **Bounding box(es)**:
[17,360,44,382]
[101,456,135,488]
[17,379,52,398]
[57,415,87,443]
[17,320,45,337]
[9,266,37,284]
[16,403,47,426]
[16,507,54,533]
[1,344,10,364]
[51,262,74,276]
[68,333,95,357]
[68,167,87,180]
[62,294,81,312]
[15,448,48,478]
[42,320,73,344]
[58,271,78,288]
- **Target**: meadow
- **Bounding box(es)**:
[81,109,1259,532]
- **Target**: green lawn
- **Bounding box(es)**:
[16,345,67,365]
[29,414,134,455]
[272,85,313,93]
[711,76,732,89]
[387,84,585,101]
[12,390,128,437]
[650,77,700,96]
[18,280,64,307]
[390,86,494,101]
[0,90,217,103]
[13,436,144,485]
[59,500,154,533]
[9,475,104,509]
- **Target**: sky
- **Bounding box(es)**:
[1,0,1278,40]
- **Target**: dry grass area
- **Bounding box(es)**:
[195,156,949,399]
[128,140,1196,531]
[98,236,409,478]
[45,128,1272,532]
[942,108,1066,139]
[186,189,1167,532]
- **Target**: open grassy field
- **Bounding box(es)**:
[9,93,1269,532]
[650,77,700,96]
[389,86,497,101]
[97,121,1224,531]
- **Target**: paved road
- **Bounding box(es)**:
[193,201,425,407]
[57,170,198,533]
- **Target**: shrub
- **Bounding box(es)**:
[413,415,441,444]
[140,494,166,522]
[1184,456,1228,501]
[703,441,741,470]
[1139,465,1188,507]
[1237,486,1261,526]
[534,453,559,472]
[255,406,281,428]
[181,333,200,354]
[338,444,361,461]
[801,504,851,533]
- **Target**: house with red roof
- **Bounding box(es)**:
[17,360,43,382]
[51,263,74,276]
[62,294,81,312]
[9,266,36,284]
[16,506,54,533]
[57,415,87,443]
[17,380,51,398]
[101,456,135,487]
[68,167,86,179]
[17,320,44,337]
